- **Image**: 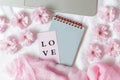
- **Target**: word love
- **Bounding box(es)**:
[38,31,59,62]
[41,40,56,56]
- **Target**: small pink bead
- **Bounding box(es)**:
[19,30,35,46]
[98,6,118,23]
[32,7,50,24]
[12,12,31,29]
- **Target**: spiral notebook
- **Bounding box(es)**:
[50,15,85,66]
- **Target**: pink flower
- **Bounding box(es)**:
[87,43,103,62]
[19,30,35,46]
[98,6,118,23]
[113,19,120,35]
[12,12,31,29]
[105,39,120,57]
[0,16,8,33]
[32,7,50,24]
[87,62,120,80]
[0,37,19,54]
[94,24,110,41]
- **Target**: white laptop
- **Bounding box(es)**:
[0,0,98,16]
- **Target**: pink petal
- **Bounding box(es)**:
[0,16,8,33]
[94,24,110,41]
[32,7,50,24]
[98,6,118,23]
[113,19,120,35]
[12,12,31,29]
[0,37,19,54]
[105,39,120,57]
[19,30,35,46]
[87,43,103,62]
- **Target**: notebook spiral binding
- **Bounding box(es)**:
[54,15,83,29]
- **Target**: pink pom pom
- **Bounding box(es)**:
[93,24,111,41]
[98,6,118,23]
[105,39,120,57]
[19,30,35,46]
[12,12,31,29]
[0,37,19,54]
[0,16,8,33]
[113,19,120,35]
[32,7,50,24]
[87,43,103,62]
[6,54,88,80]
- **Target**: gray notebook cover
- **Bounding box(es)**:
[50,15,84,66]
